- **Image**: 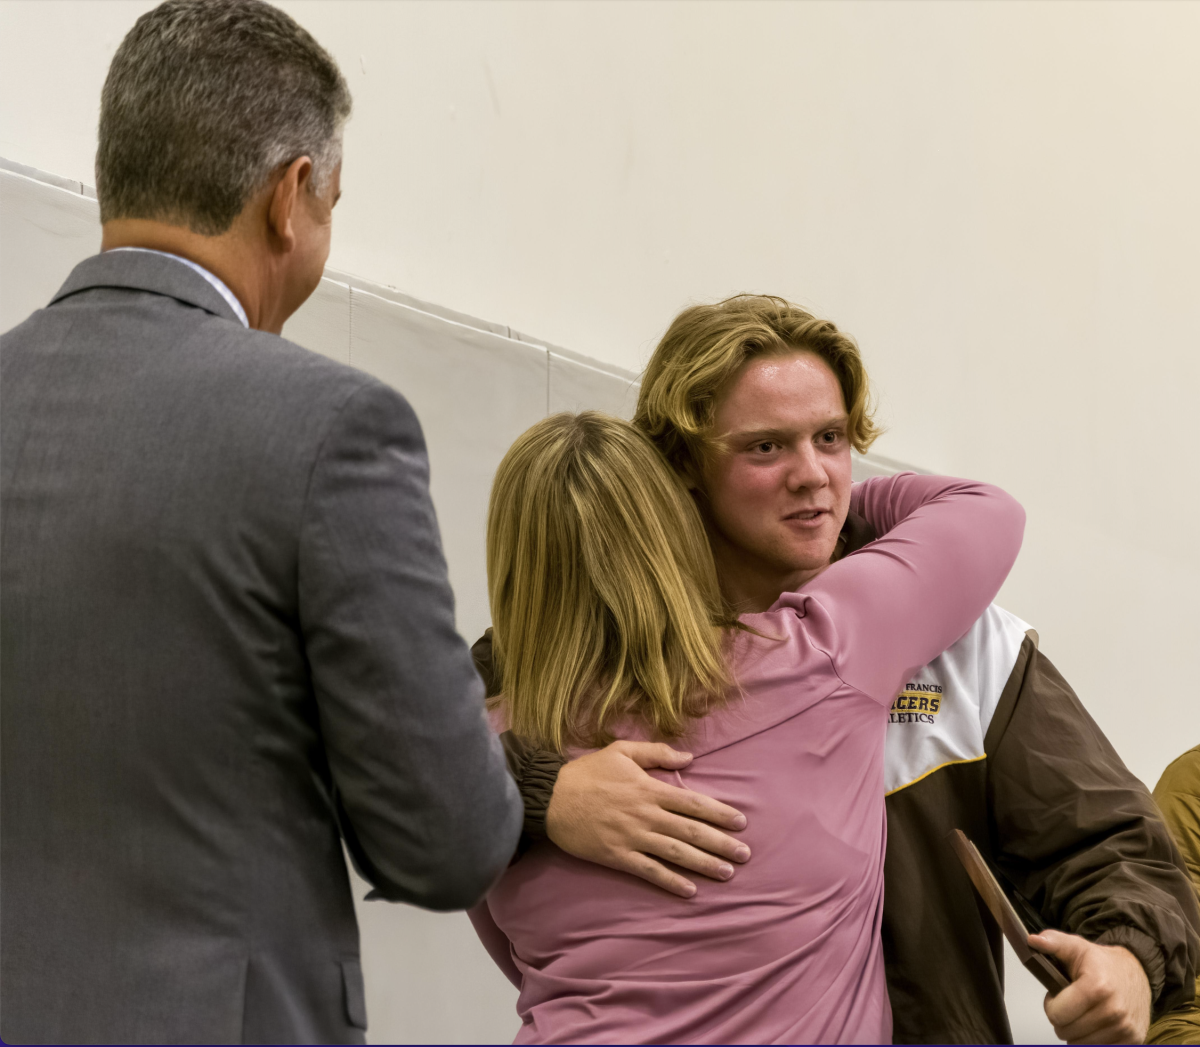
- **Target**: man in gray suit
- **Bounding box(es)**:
[0,2,522,1043]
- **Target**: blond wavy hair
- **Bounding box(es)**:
[635,294,881,481]
[487,412,734,752]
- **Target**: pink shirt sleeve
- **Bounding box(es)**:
[776,473,1024,706]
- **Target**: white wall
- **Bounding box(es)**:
[4,1,1199,1042]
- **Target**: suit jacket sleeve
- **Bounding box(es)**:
[984,640,1200,1014]
[298,380,522,910]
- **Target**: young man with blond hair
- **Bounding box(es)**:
[479,294,1199,1044]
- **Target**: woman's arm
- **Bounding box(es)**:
[789,472,1025,705]
[467,902,523,990]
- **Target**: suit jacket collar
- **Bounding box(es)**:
[50,250,244,327]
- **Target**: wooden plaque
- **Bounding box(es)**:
[950,829,1071,995]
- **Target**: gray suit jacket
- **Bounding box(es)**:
[0,251,522,1045]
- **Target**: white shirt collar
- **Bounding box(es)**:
[108,247,249,328]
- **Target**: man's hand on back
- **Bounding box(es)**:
[1031,930,1151,1044]
[545,741,750,898]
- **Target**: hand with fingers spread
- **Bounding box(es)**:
[544,739,750,898]
[1032,930,1151,1045]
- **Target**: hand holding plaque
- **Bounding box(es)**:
[950,829,1070,995]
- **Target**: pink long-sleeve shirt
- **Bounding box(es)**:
[472,473,1025,1045]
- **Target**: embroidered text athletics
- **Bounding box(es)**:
[889,683,944,723]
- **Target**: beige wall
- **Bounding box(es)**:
[3,1,1198,1043]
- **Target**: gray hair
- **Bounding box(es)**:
[97,0,352,235]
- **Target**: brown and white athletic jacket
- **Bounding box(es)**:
[876,603,1197,1042]
[478,523,1200,1044]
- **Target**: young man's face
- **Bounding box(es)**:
[700,351,853,609]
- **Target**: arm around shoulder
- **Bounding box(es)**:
[808,473,1025,703]
[299,380,522,909]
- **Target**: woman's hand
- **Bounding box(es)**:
[545,740,751,898]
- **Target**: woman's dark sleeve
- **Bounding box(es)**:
[471,628,566,841]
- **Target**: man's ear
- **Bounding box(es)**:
[266,156,313,253]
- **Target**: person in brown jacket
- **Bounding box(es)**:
[1147,746,1200,1044]
[483,295,1199,1044]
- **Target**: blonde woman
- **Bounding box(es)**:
[471,411,1024,1045]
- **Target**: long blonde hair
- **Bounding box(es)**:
[487,412,734,752]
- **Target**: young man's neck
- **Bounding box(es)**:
[713,532,848,614]
[715,551,830,614]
